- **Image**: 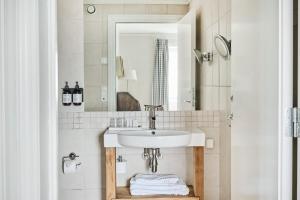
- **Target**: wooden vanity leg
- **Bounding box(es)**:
[106,147,116,200]
[193,147,204,200]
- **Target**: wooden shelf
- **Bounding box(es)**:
[114,186,199,200]
[106,147,204,200]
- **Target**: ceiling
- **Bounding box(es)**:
[84,0,191,5]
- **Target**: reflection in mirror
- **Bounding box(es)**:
[116,23,179,111]
[214,34,231,59]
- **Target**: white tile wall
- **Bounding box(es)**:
[189,0,231,113]
[58,110,223,200]
[58,0,85,112]
[189,0,231,199]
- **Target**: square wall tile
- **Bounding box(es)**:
[219,0,230,18]
[84,43,102,65]
[85,66,102,87]
[59,189,84,200]
[167,5,189,14]
[211,0,219,23]
[60,19,84,55]
[204,154,220,188]
[101,5,124,19]
[219,87,231,112]
[84,21,102,43]
[62,0,83,20]
[147,5,168,14]
[84,130,105,155]
[84,188,105,200]
[59,130,85,157]
[82,155,104,189]
[123,5,147,14]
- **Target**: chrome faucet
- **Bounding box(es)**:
[145,105,162,130]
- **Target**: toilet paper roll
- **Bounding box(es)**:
[116,161,127,174]
[63,160,77,174]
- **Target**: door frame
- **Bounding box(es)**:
[0,0,58,199]
[279,0,294,198]
[0,0,5,199]
[39,0,58,199]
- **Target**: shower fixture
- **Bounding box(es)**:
[193,49,213,63]
[86,4,96,14]
[214,34,231,59]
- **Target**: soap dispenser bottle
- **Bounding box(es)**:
[62,81,72,106]
[72,81,82,106]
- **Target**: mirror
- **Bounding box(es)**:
[84,12,198,111]
[115,23,181,111]
[214,34,231,59]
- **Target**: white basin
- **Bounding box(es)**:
[118,130,191,148]
[104,128,205,148]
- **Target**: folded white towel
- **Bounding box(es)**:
[131,179,187,190]
[130,188,189,196]
[130,174,189,196]
[130,174,179,185]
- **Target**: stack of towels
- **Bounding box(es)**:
[130,174,189,196]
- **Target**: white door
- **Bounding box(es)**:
[177,11,196,110]
[231,0,293,199]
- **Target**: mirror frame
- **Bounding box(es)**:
[107,15,183,111]
[214,34,231,59]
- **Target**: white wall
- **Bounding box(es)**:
[189,0,231,113]
[58,0,85,112]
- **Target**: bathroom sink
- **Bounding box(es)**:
[118,130,191,148]
[104,128,205,148]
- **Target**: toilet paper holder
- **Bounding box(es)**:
[62,152,81,174]
[63,152,79,161]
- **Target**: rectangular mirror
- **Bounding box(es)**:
[84,11,198,111]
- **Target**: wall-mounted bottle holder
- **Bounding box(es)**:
[61,87,84,106]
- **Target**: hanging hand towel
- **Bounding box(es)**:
[116,56,125,78]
